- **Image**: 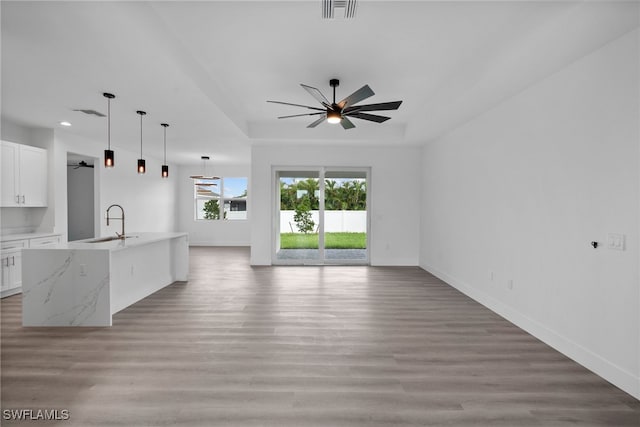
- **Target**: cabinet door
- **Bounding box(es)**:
[1,142,19,206]
[19,145,47,207]
[1,257,10,291]
[0,250,22,292]
[10,250,22,290]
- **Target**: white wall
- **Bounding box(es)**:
[67,165,95,241]
[420,30,639,399]
[176,164,251,246]
[251,145,421,265]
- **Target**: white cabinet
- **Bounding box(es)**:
[1,240,27,298]
[0,234,61,297]
[0,141,48,207]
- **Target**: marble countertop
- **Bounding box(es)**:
[1,231,62,242]
[25,232,188,252]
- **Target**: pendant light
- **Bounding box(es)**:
[136,110,146,174]
[103,93,115,167]
[190,156,220,186]
[161,123,169,178]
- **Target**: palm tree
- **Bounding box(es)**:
[324,179,337,210]
[280,181,296,210]
[297,178,319,210]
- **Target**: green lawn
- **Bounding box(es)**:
[280,233,366,249]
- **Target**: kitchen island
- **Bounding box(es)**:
[22,232,188,326]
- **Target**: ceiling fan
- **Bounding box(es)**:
[68,161,94,169]
[267,79,402,130]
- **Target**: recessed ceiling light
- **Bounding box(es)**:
[59,121,72,127]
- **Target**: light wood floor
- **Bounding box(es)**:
[2,247,638,426]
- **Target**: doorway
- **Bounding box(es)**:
[274,167,369,265]
[67,153,97,241]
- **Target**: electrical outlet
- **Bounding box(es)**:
[507,280,513,290]
[607,233,625,251]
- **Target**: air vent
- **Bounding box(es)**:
[72,109,106,117]
[322,0,357,19]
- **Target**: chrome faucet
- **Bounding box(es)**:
[106,204,125,239]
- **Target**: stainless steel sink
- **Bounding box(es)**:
[86,235,138,243]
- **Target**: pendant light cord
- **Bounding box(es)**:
[107,98,111,150]
[163,127,167,164]
[136,110,146,157]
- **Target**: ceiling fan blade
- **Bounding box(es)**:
[307,114,327,128]
[267,100,325,111]
[338,84,375,109]
[340,117,356,130]
[278,112,325,119]
[344,101,402,113]
[300,84,331,107]
[345,112,391,123]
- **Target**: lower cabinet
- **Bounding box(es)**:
[1,234,61,298]
[1,241,26,298]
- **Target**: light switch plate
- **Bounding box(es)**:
[607,233,625,251]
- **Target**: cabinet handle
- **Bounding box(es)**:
[4,258,9,267]
[11,256,15,266]
[21,195,25,204]
[15,195,20,204]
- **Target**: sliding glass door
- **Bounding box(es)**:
[276,170,321,263]
[323,170,368,263]
[274,168,369,265]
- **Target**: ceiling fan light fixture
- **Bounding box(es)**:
[327,110,342,124]
[268,79,401,130]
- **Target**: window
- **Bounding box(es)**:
[195,177,247,221]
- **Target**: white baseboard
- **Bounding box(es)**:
[420,262,640,400]
[188,242,249,247]
[1,286,22,299]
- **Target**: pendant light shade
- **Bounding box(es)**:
[161,123,169,178]
[103,93,115,168]
[136,110,146,174]
[105,150,114,168]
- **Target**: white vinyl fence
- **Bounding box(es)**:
[280,210,367,233]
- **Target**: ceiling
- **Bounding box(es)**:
[2,1,638,166]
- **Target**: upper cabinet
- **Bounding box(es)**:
[1,141,47,207]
